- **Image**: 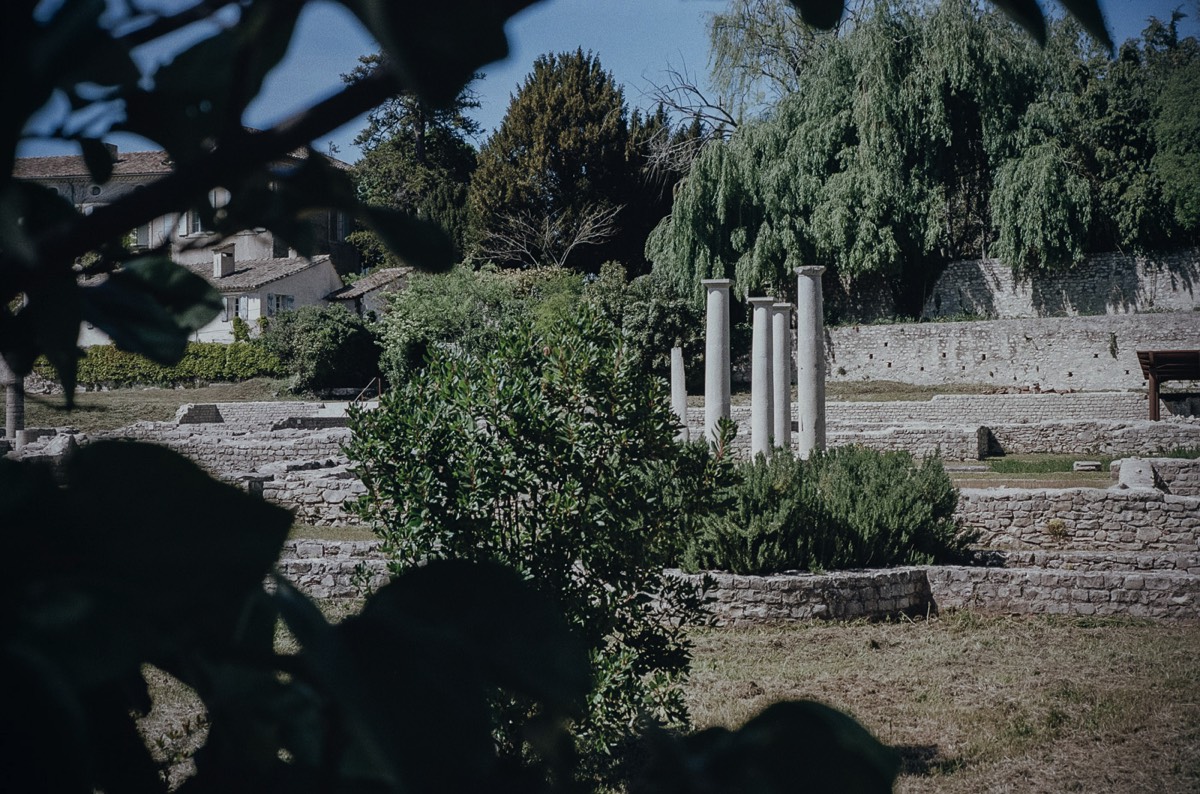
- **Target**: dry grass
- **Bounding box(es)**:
[22,378,300,432]
[137,612,1199,792]
[686,614,1200,793]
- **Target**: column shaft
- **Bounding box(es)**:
[702,279,732,444]
[670,346,689,441]
[795,267,827,457]
[748,297,775,458]
[771,302,793,451]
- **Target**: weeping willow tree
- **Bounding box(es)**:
[649,0,1042,312]
[651,0,1200,314]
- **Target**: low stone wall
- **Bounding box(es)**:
[679,568,932,624]
[925,566,1199,620]
[273,548,1198,621]
[173,401,329,426]
[988,418,1200,456]
[977,549,1200,574]
[253,459,366,526]
[956,487,1200,552]
[827,392,1148,424]
[1112,457,1200,496]
[99,423,349,477]
[277,539,388,598]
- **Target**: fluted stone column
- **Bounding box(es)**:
[748,296,775,458]
[795,266,826,458]
[771,302,793,451]
[670,346,689,442]
[702,279,732,444]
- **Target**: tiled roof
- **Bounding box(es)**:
[14,139,350,181]
[327,267,410,300]
[182,255,332,292]
[13,150,173,180]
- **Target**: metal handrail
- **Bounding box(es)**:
[352,376,382,403]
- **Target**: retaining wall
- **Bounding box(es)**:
[987,418,1200,456]
[99,422,349,476]
[253,460,366,526]
[1111,457,1200,496]
[955,487,1200,552]
[923,248,1200,319]
[826,313,1200,392]
[272,543,1198,622]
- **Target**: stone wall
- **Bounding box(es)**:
[987,418,1200,456]
[826,313,1200,392]
[173,401,342,426]
[277,540,388,598]
[678,568,932,624]
[1111,457,1200,496]
[271,544,1198,621]
[254,459,366,526]
[923,248,1200,319]
[99,422,349,477]
[955,487,1200,552]
[827,392,1148,424]
[924,566,1199,620]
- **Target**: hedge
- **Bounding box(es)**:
[35,342,285,387]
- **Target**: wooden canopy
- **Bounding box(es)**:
[1137,350,1200,420]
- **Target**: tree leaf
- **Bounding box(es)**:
[988,0,1046,46]
[81,255,222,365]
[786,0,845,30]
[79,137,115,185]
[358,205,456,273]
[356,558,590,712]
[341,0,537,107]
[1058,0,1113,53]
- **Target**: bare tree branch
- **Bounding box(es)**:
[478,204,622,270]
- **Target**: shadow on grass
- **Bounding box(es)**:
[893,744,966,777]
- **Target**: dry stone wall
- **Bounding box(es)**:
[923,248,1200,319]
[987,418,1200,456]
[955,487,1200,552]
[1111,457,1200,496]
[277,540,388,598]
[254,460,366,526]
[99,422,349,476]
[826,313,1200,392]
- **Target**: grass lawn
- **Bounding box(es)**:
[22,378,301,432]
[687,614,1200,793]
[140,610,1200,792]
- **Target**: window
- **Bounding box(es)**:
[272,234,290,258]
[90,185,102,196]
[224,295,251,321]
[190,210,211,235]
[133,223,150,249]
[266,293,294,316]
[327,210,348,242]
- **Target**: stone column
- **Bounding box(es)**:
[702,279,732,444]
[748,296,775,458]
[771,302,793,451]
[795,266,827,457]
[670,346,689,442]
[1,356,23,442]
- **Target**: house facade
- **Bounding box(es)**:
[16,143,360,344]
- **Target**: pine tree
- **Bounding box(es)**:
[468,49,635,273]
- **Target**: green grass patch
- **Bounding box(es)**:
[985,454,1114,474]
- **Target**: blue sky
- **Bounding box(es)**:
[17,0,1200,163]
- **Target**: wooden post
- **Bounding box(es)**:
[1148,372,1160,421]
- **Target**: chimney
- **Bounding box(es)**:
[104,142,118,161]
[213,249,234,278]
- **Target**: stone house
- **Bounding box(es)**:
[15,142,360,343]
[326,266,411,318]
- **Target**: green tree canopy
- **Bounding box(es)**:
[650,0,1200,315]
[347,54,481,263]
[468,49,638,273]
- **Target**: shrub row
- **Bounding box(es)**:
[683,446,972,575]
[37,342,285,387]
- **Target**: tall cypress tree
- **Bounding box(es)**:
[468,49,635,273]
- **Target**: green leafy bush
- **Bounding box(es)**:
[345,309,728,785]
[260,304,380,393]
[35,342,285,387]
[685,446,969,575]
